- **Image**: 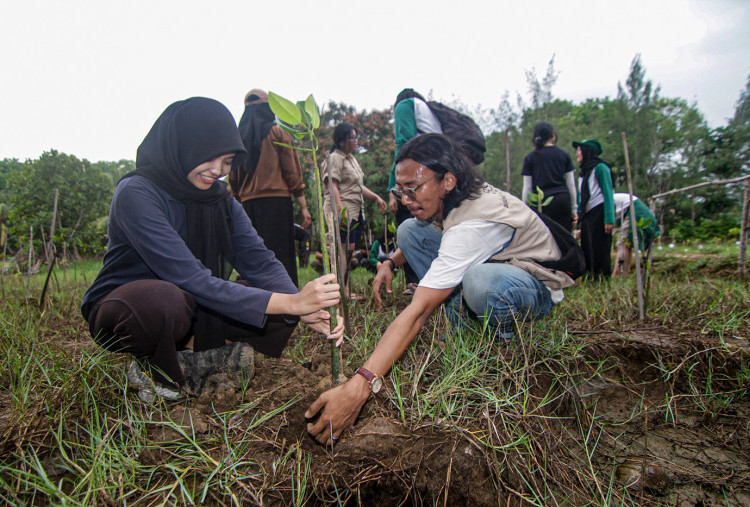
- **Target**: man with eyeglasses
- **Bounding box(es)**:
[305,134,574,446]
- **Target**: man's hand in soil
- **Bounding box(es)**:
[372,248,407,309]
[305,287,452,445]
[305,375,370,445]
[372,263,394,310]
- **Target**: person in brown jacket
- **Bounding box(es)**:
[229,89,311,286]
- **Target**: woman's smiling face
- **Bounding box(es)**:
[187,153,235,190]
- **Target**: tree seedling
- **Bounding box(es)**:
[268,91,347,383]
[527,186,553,213]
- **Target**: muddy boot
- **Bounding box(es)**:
[127,359,192,403]
[178,342,254,394]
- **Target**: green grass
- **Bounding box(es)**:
[0,257,748,504]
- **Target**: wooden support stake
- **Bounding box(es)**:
[0,225,6,299]
[739,179,750,279]
[47,189,59,264]
[504,128,511,192]
[26,226,33,299]
[622,132,645,320]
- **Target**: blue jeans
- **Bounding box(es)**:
[397,218,554,339]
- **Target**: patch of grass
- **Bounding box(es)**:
[0,260,748,504]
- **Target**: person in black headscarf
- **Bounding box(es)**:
[229,89,311,287]
[81,97,342,402]
[573,138,615,278]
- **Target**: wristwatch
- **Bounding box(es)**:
[355,367,383,394]
[383,257,396,270]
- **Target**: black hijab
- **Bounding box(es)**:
[130,97,246,351]
[235,102,276,180]
[578,144,609,214]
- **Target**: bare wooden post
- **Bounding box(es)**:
[739,179,750,279]
[0,224,6,299]
[622,132,645,320]
[26,226,33,298]
[504,128,511,192]
[46,189,59,264]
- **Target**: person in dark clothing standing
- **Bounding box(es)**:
[521,122,578,231]
[229,89,312,287]
[574,138,615,278]
[81,97,342,402]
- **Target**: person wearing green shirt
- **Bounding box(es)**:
[386,89,442,293]
[612,193,660,276]
[574,138,615,278]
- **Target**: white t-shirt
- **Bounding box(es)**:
[420,219,564,303]
[420,220,514,289]
[413,98,442,134]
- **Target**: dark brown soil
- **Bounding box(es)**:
[130,310,750,506]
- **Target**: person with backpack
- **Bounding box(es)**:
[305,134,577,445]
[521,122,577,231]
[574,138,615,278]
[387,88,487,295]
[387,89,442,293]
[228,89,311,287]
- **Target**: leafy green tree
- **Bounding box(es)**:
[7,150,111,258]
[0,158,25,206]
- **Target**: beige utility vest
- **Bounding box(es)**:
[442,184,575,290]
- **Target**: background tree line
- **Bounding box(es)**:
[1,54,748,265]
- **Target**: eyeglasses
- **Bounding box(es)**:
[391,176,436,201]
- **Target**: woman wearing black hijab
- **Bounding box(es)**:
[81,97,342,402]
[573,138,615,278]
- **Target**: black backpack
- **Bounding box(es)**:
[533,211,586,280]
[427,101,487,165]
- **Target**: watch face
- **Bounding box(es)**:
[371,377,383,394]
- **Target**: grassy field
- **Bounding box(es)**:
[0,250,748,505]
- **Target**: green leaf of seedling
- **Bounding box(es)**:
[304,94,320,129]
[542,196,554,206]
[535,186,544,199]
[388,223,396,234]
[296,100,312,128]
[277,123,306,140]
[638,218,653,229]
[269,91,302,126]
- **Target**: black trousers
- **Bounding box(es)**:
[580,204,612,278]
[242,197,298,287]
[87,279,296,386]
[541,191,573,232]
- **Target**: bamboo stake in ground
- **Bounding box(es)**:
[621,132,645,320]
[321,168,344,381]
[324,153,349,376]
[25,226,33,299]
[1,224,7,299]
[504,128,511,192]
[739,178,750,279]
[47,189,58,265]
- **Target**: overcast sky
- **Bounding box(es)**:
[1,0,749,162]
